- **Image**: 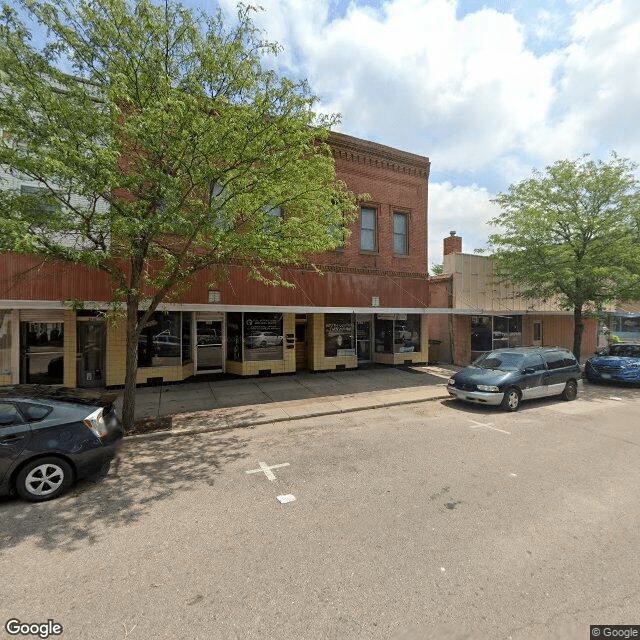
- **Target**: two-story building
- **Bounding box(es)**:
[0,132,432,388]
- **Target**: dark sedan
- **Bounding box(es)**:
[0,386,122,502]
[585,343,640,385]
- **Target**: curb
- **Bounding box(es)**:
[125,393,451,442]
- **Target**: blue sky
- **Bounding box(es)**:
[14,0,640,266]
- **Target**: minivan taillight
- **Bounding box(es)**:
[83,408,108,439]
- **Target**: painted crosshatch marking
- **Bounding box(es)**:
[246,461,290,482]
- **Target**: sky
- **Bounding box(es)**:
[15,0,640,268]
[207,0,640,268]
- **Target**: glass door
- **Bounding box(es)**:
[356,316,372,363]
[20,322,64,384]
[196,319,223,372]
[533,322,543,347]
[77,321,106,388]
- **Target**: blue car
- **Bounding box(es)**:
[585,343,640,385]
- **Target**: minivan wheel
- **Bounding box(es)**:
[501,387,521,411]
[562,379,578,401]
[15,457,74,502]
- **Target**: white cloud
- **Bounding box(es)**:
[232,0,561,175]
[551,0,640,162]
[428,182,500,266]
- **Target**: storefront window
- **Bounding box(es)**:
[325,314,355,357]
[0,311,11,376]
[138,311,182,367]
[375,316,394,353]
[493,316,510,349]
[375,314,421,354]
[21,321,64,384]
[610,314,640,337]
[227,313,243,362]
[181,312,192,364]
[472,315,522,353]
[508,316,522,347]
[243,313,283,361]
[471,315,492,352]
[396,314,421,353]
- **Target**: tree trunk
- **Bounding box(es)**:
[573,303,584,363]
[121,296,140,432]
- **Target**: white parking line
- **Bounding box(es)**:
[468,419,511,435]
[246,461,290,481]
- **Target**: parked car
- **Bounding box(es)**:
[447,347,581,411]
[584,343,640,385]
[196,328,222,346]
[0,386,122,502]
[152,333,181,356]
[245,331,283,348]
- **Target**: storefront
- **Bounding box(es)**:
[470,315,522,361]
[0,307,430,388]
[607,311,640,341]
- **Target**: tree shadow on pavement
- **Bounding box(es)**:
[0,425,253,553]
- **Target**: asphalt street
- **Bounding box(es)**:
[1,381,639,640]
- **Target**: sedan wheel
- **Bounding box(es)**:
[501,387,521,411]
[16,457,74,502]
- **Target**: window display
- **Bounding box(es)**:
[396,314,421,353]
[324,314,355,357]
[243,313,283,361]
[375,314,421,353]
[227,313,242,362]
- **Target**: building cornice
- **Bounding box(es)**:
[329,131,430,180]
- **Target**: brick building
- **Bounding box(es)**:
[428,232,598,365]
[0,132,432,388]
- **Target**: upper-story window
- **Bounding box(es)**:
[264,205,283,220]
[263,205,283,234]
[393,211,409,256]
[360,206,377,252]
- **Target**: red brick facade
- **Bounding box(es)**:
[1,132,432,385]
[1,132,431,310]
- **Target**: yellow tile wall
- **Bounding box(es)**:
[63,309,77,387]
[308,313,358,371]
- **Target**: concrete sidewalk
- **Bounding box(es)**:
[120,364,457,439]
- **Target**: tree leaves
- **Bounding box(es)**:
[489,154,640,359]
[0,0,358,427]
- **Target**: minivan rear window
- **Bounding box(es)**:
[544,351,576,370]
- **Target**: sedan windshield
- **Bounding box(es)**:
[473,352,524,371]
[600,345,640,357]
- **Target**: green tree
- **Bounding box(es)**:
[0,0,357,429]
[430,263,443,276]
[489,154,640,361]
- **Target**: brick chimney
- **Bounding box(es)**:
[443,230,462,256]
